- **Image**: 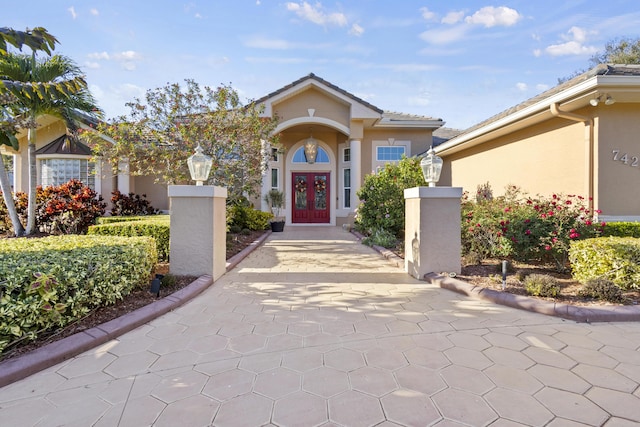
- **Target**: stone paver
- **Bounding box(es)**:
[2,226,640,426]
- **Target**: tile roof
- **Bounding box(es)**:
[454,64,640,138]
[254,73,384,113]
[35,134,92,156]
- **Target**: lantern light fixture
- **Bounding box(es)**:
[304,128,318,164]
[187,144,213,186]
[420,146,443,187]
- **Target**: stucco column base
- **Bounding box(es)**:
[404,186,463,279]
[168,185,228,280]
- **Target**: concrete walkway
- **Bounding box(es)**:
[1,227,640,426]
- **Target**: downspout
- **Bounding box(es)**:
[549,103,595,213]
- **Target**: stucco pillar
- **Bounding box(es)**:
[404,186,462,279]
[117,160,130,194]
[168,185,228,280]
[350,139,362,209]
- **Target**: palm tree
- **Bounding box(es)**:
[0,26,57,236]
[0,52,102,235]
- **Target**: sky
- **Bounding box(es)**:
[5,1,640,130]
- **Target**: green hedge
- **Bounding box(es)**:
[89,215,170,261]
[569,237,640,290]
[602,221,640,238]
[96,214,168,225]
[0,235,157,354]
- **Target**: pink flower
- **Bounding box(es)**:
[545,245,551,251]
[524,219,531,224]
[525,229,531,235]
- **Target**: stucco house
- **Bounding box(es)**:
[435,64,640,223]
[4,66,640,224]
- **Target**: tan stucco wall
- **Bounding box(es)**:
[443,118,587,199]
[273,87,350,128]
[132,175,169,211]
[595,104,640,217]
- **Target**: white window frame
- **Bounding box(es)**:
[343,167,351,209]
[343,147,351,163]
[371,140,411,173]
[39,156,95,189]
[271,167,279,190]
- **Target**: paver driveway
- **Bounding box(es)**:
[1,226,640,426]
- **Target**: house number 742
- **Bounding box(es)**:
[612,150,639,167]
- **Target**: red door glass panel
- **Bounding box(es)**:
[292,172,330,223]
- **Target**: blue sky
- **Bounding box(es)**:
[5,1,640,129]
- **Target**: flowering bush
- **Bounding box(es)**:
[14,180,106,235]
[355,156,424,238]
[462,184,605,271]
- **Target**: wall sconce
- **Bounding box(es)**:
[590,94,615,106]
[187,144,213,186]
[304,129,318,164]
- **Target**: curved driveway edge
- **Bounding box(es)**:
[351,230,640,323]
[0,230,271,388]
[425,272,640,323]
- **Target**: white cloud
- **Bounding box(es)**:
[420,25,468,45]
[442,11,465,25]
[114,50,141,61]
[349,23,364,37]
[516,82,527,91]
[465,6,521,28]
[195,13,202,19]
[420,7,437,21]
[544,26,598,56]
[84,61,101,69]
[88,51,110,60]
[68,6,77,19]
[90,8,99,16]
[244,36,332,50]
[286,1,347,27]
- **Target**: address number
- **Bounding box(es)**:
[612,150,640,167]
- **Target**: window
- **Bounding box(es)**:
[41,158,95,189]
[271,148,279,162]
[343,168,351,209]
[271,168,279,189]
[292,146,330,163]
[343,148,351,162]
[376,146,405,161]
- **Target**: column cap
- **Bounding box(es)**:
[168,185,228,198]
[404,186,462,199]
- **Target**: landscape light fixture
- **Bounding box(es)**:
[187,144,213,185]
[304,128,318,164]
[420,146,443,187]
[590,94,615,106]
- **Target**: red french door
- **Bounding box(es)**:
[292,172,330,223]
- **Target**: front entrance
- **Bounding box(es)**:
[292,172,330,223]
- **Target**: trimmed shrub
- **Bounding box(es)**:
[110,190,159,216]
[355,156,424,238]
[602,222,640,238]
[229,205,272,231]
[578,278,624,303]
[524,274,560,297]
[0,235,157,354]
[88,215,170,261]
[569,237,640,290]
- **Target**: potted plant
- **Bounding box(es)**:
[265,189,285,232]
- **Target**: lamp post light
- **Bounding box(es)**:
[187,144,213,186]
[420,146,443,187]
[304,129,318,164]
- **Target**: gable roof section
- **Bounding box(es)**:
[436,64,640,155]
[257,73,443,129]
[35,134,92,156]
[255,73,383,116]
